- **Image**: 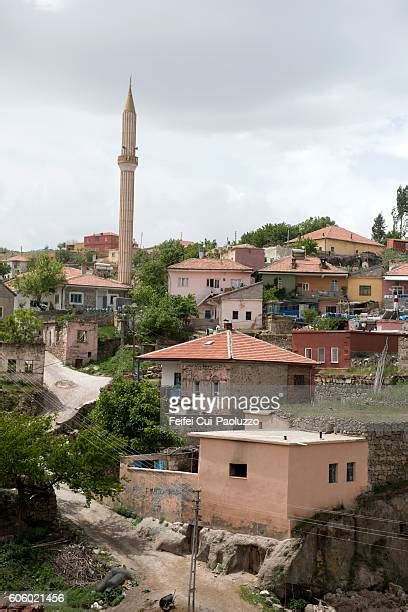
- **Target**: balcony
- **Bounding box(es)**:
[296,288,346,299]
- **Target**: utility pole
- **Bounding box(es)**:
[187,490,201,612]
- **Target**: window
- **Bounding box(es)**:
[245,311,252,321]
[178,277,189,287]
[204,309,212,319]
[301,282,310,292]
[277,277,283,289]
[331,347,339,364]
[294,374,305,385]
[317,347,325,363]
[207,278,220,288]
[174,372,181,386]
[346,462,355,482]
[304,347,312,359]
[7,359,16,373]
[24,360,34,373]
[330,246,335,253]
[0,307,3,320]
[69,292,83,305]
[392,286,404,296]
[229,463,247,478]
[77,330,88,343]
[326,305,337,313]
[329,463,337,483]
[359,285,371,296]
[193,380,200,395]
[54,293,60,305]
[331,280,338,291]
[231,279,241,288]
[232,311,239,320]
[212,380,220,396]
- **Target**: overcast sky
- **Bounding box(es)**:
[1,0,408,250]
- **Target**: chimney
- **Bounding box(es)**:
[223,320,233,330]
[199,248,205,259]
[319,431,323,439]
[291,257,297,269]
[320,258,328,269]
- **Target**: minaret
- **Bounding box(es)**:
[118,79,138,285]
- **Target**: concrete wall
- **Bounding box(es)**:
[0,284,14,320]
[0,342,45,384]
[224,246,265,270]
[118,463,198,523]
[219,297,263,330]
[347,276,383,303]
[287,440,368,522]
[314,238,384,256]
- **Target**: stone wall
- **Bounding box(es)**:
[281,412,408,486]
[255,331,292,351]
[0,342,45,384]
[399,337,408,374]
[263,315,295,335]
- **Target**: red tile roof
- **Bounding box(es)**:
[287,225,383,248]
[139,330,316,365]
[63,266,130,289]
[258,256,347,275]
[168,258,253,272]
[385,263,408,277]
[6,255,30,262]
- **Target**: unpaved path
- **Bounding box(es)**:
[56,487,256,612]
[44,352,111,426]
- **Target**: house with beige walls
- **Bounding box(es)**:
[167,258,254,304]
[118,429,368,538]
[287,224,384,256]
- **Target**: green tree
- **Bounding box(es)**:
[137,294,198,343]
[0,309,42,344]
[381,248,408,271]
[295,216,335,236]
[14,253,65,304]
[91,378,182,452]
[392,186,408,238]
[291,238,318,255]
[0,261,10,278]
[0,412,124,512]
[184,239,217,259]
[371,213,387,244]
[313,316,343,330]
[240,217,335,248]
[302,308,318,324]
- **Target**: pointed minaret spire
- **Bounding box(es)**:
[118,79,138,286]
[124,75,135,113]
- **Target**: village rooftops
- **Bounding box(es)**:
[286,224,384,248]
[168,258,253,272]
[62,266,130,289]
[138,329,316,365]
[6,254,30,262]
[189,429,366,446]
[258,255,347,275]
[384,263,408,279]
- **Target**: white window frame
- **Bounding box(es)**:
[331,347,339,364]
[391,286,404,296]
[317,347,325,363]
[69,292,84,305]
[206,278,220,289]
[178,277,189,287]
[24,360,34,373]
[304,347,312,359]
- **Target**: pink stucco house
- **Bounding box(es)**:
[167,258,254,304]
[118,429,368,538]
[383,262,408,297]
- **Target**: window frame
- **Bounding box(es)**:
[245,311,252,321]
[178,277,189,287]
[304,347,312,359]
[346,462,355,482]
[328,463,338,483]
[232,310,239,320]
[359,285,372,297]
[229,463,247,478]
[7,359,17,373]
[317,347,325,363]
[331,347,339,364]
[206,278,220,289]
[24,360,34,373]
[69,292,84,305]
[77,330,88,343]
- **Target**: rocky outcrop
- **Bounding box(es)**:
[258,485,408,599]
[197,528,278,574]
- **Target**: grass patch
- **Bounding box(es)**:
[112,504,141,520]
[82,347,133,377]
[98,325,119,342]
[239,585,279,610]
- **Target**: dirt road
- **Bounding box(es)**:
[56,487,256,612]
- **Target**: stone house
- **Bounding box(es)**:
[118,429,368,538]
[167,258,254,304]
[5,255,30,279]
[0,283,15,320]
[138,330,317,413]
[43,319,98,367]
[0,341,45,384]
[197,282,263,330]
